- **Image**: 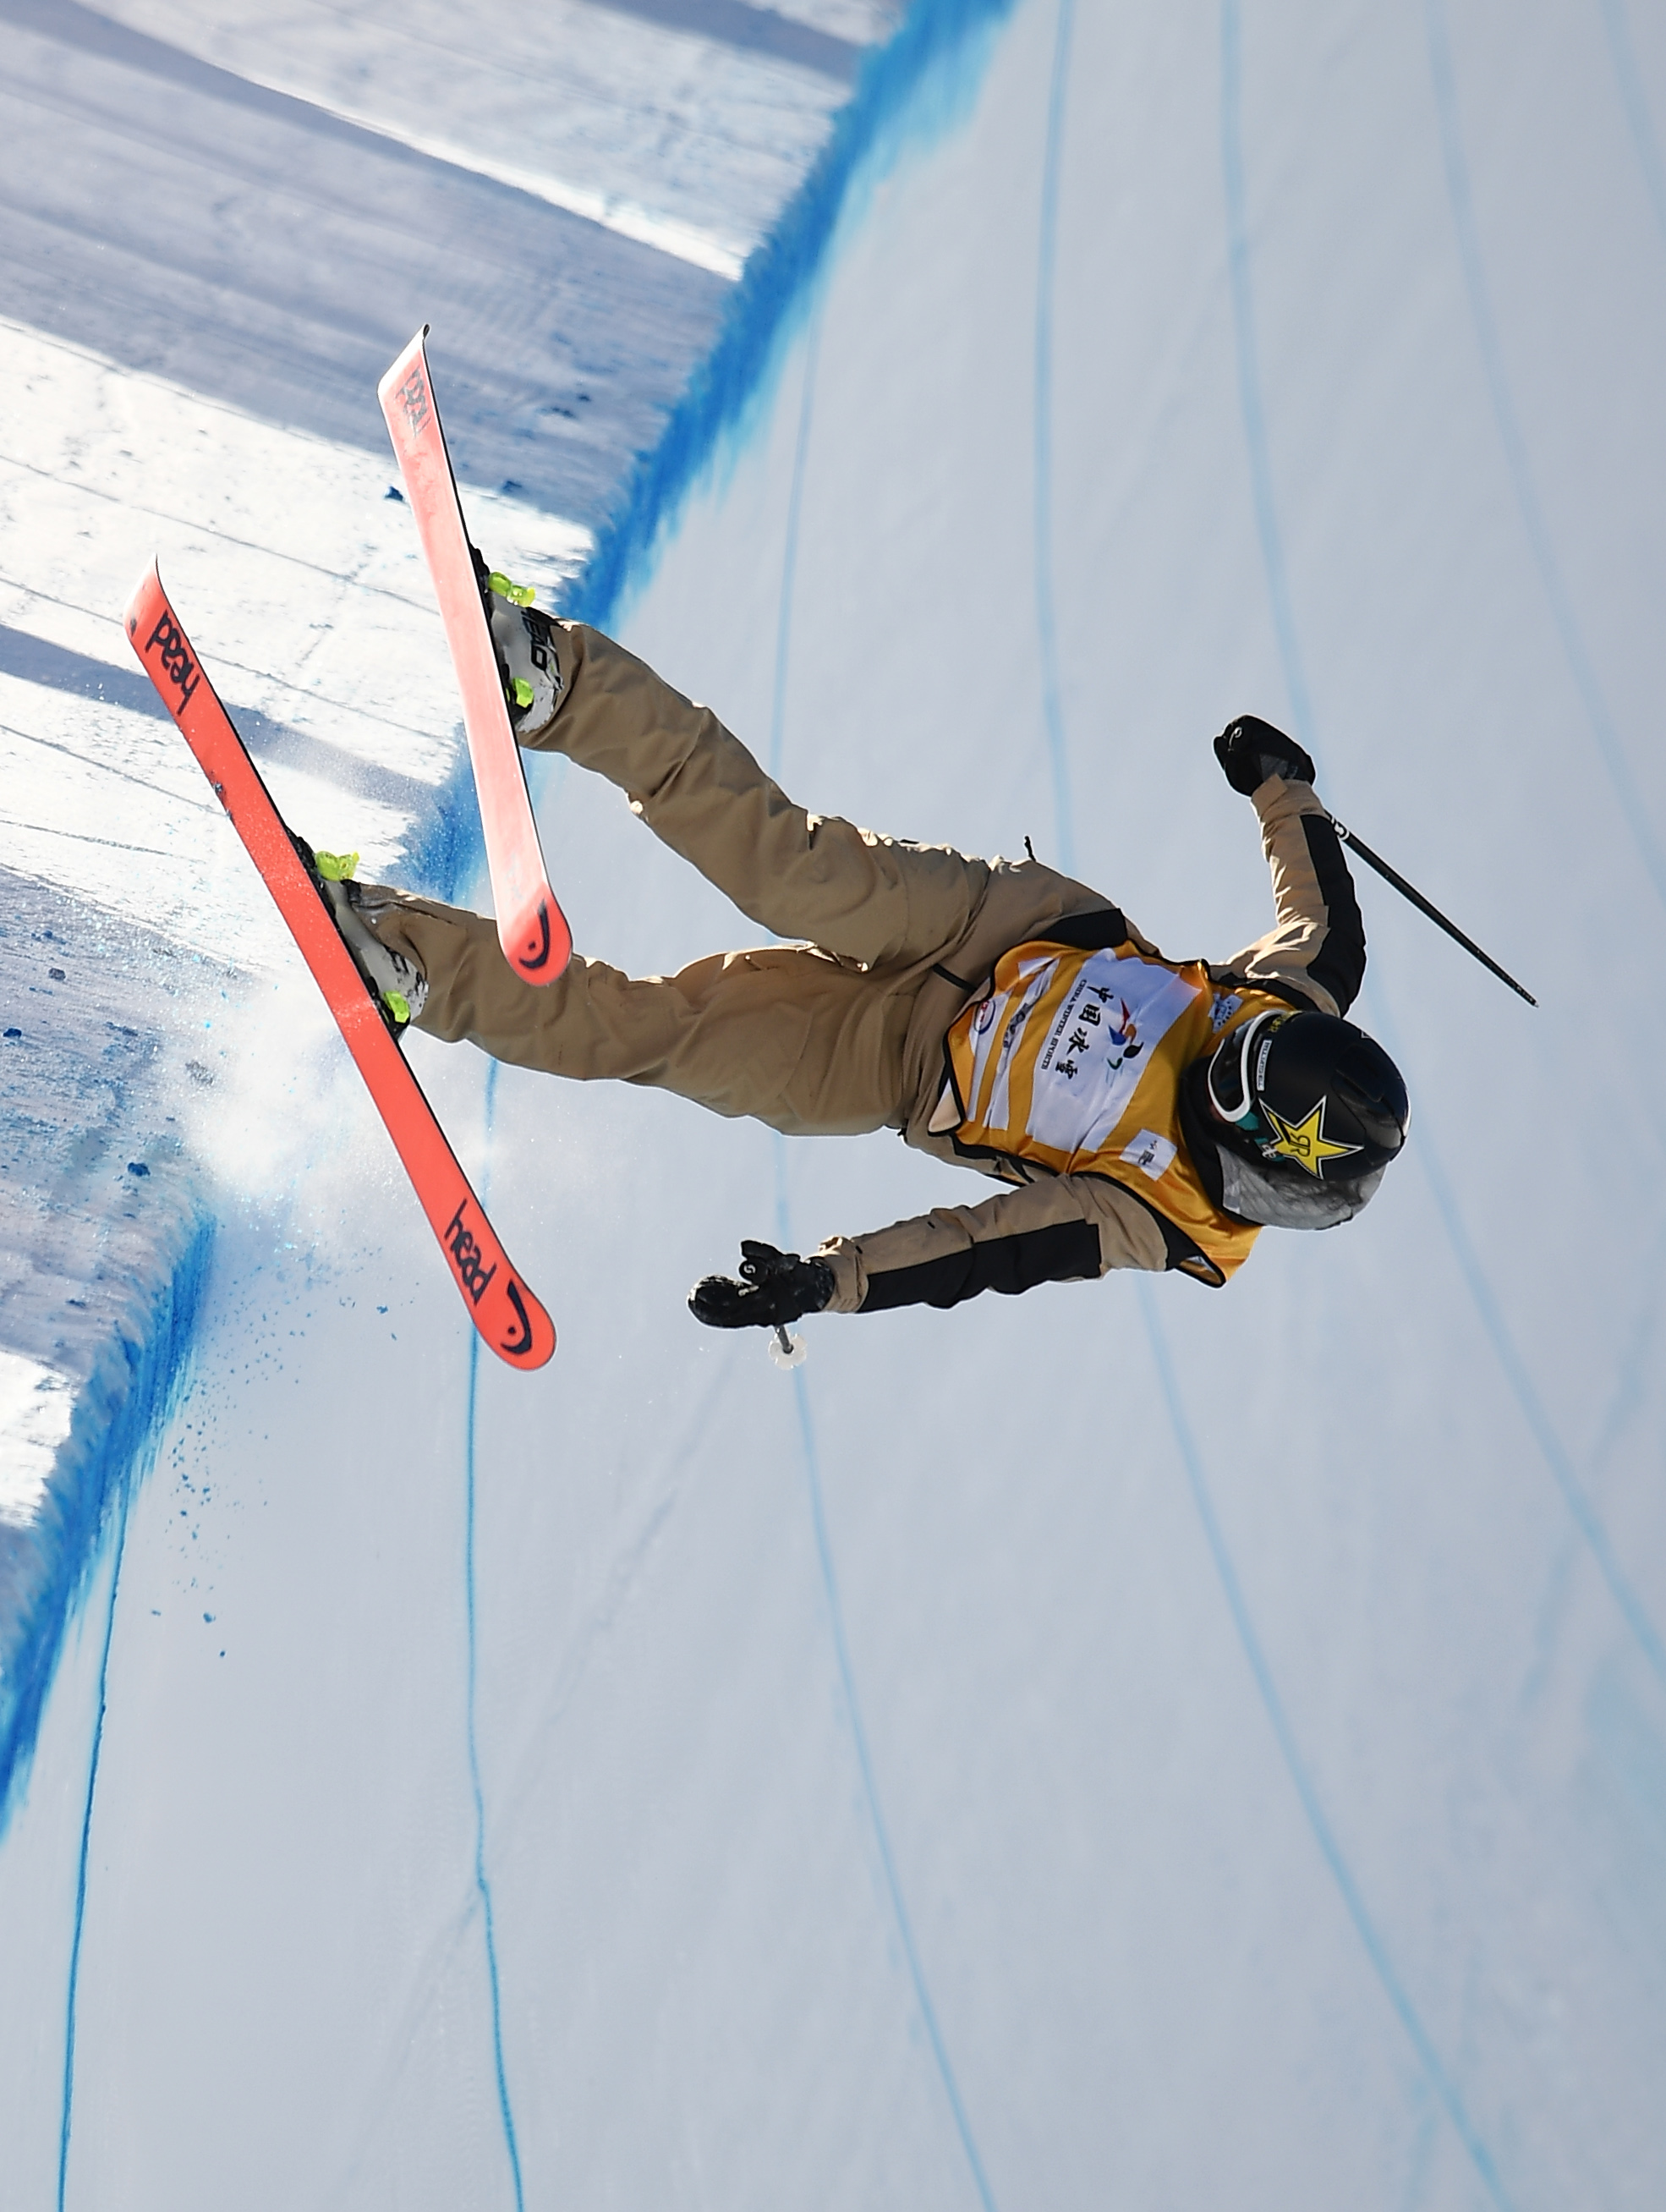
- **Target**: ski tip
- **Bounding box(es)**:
[377,330,430,418]
[125,563,214,734]
[378,327,431,407]
[123,557,166,646]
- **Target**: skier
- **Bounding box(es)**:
[328,589,1408,1336]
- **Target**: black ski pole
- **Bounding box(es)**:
[1327,815,1537,1007]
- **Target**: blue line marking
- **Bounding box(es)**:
[56,1480,134,2212]
[1138,1282,1518,2212]
[1600,0,1666,253]
[464,1058,527,2212]
[1422,1131,1666,1689]
[568,0,1020,633]
[769,318,823,785]
[3,1226,215,1832]
[54,1221,213,2209]
[1359,985,1666,1688]
[1424,0,1666,912]
[433,0,1018,928]
[437,16,1022,2191]
[793,1348,1000,2211]
[1033,0,1077,873]
[775,1144,998,2212]
[766,326,995,2199]
[1219,0,1665,1685]
[1219,0,1317,754]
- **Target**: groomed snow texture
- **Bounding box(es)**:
[4,3,1666,2208]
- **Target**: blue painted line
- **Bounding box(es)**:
[53,1221,214,2207]
[1583,1231,1666,1483]
[1424,0,1666,913]
[1599,0,1666,254]
[56,1480,134,2212]
[1219,0,1318,755]
[1431,1158,1666,1695]
[1033,0,1077,874]
[1359,991,1666,1689]
[1219,1,1666,1686]
[767,327,995,2200]
[768,318,823,785]
[1421,1147,1666,1686]
[464,1058,527,2212]
[790,1352,999,2212]
[568,0,1021,632]
[1138,1282,1518,2212]
[775,1139,998,2212]
[436,16,1022,2192]
[424,0,1018,924]
[3,1225,215,1831]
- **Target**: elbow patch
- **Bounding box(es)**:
[858,1216,1102,1313]
[1300,814,1366,1013]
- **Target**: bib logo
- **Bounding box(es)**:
[1121,1129,1176,1181]
[1102,993,1143,1070]
[1052,989,1142,1084]
[1263,1097,1361,1177]
[1022,952,1200,1158]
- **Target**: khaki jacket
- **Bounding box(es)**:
[815,776,1366,1311]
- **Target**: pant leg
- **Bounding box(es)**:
[529,623,989,969]
[375,894,916,1135]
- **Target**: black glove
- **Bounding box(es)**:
[1214,714,1316,796]
[688,1240,835,1331]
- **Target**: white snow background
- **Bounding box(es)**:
[3,1,1665,2206]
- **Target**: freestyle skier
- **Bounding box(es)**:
[326,585,1410,1337]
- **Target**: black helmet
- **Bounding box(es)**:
[1198,1009,1408,1183]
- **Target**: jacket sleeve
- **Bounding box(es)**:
[811,1172,1169,1315]
[1220,776,1366,1015]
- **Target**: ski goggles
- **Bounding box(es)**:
[1204,1008,1291,1138]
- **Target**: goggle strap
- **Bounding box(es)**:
[1207,1008,1284,1126]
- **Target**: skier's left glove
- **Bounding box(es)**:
[1214,714,1317,795]
[688,1241,835,1331]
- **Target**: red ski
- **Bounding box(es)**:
[126,563,555,1371]
[378,327,572,985]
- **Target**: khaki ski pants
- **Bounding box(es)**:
[375,623,998,1135]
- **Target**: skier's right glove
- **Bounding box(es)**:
[1214,715,1317,796]
[688,1240,835,1331]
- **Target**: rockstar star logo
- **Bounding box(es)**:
[1262,1097,1362,1177]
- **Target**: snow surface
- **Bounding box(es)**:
[5,0,1666,2206]
[88,0,856,276]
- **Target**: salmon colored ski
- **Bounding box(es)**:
[126,563,556,1372]
[378,327,572,983]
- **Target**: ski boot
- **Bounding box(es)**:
[295,837,428,1035]
[474,551,563,744]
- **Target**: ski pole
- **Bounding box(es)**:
[1326,815,1537,1007]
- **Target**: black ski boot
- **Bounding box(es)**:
[473,551,563,744]
[293,836,428,1034]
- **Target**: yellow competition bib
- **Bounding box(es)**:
[945,937,1287,1284]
